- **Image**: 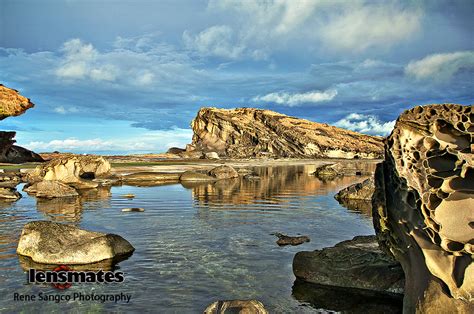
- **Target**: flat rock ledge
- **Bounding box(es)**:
[293,235,404,296]
[17,221,134,265]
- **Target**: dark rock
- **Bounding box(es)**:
[335,178,375,202]
[167,147,186,154]
[274,233,310,246]
[293,235,404,295]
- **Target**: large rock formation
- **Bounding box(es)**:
[190,108,384,159]
[17,221,134,265]
[372,104,473,313]
[293,235,404,295]
[0,85,43,163]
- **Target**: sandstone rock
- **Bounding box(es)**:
[0,187,21,201]
[204,151,220,159]
[27,180,79,198]
[17,221,134,265]
[208,165,239,179]
[121,194,135,198]
[179,171,215,182]
[29,155,111,189]
[0,84,35,120]
[293,235,404,295]
[312,163,343,180]
[0,172,21,188]
[191,108,384,159]
[274,233,310,246]
[335,178,375,202]
[204,300,268,314]
[372,104,474,312]
[179,150,204,159]
[122,172,180,185]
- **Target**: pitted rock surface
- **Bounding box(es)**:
[191,108,383,159]
[372,104,473,312]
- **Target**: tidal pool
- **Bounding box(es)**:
[0,164,388,313]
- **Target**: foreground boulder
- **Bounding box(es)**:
[373,104,473,312]
[17,221,134,264]
[24,180,79,198]
[204,300,268,314]
[190,108,383,159]
[293,235,404,295]
[29,155,111,189]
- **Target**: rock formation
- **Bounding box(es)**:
[24,180,79,198]
[293,235,405,295]
[372,104,473,313]
[190,108,384,159]
[0,85,43,163]
[204,300,268,314]
[274,233,310,246]
[17,221,134,265]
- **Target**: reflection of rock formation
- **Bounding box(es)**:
[372,104,473,312]
[0,85,43,163]
[36,186,112,223]
[190,108,384,159]
[189,163,376,208]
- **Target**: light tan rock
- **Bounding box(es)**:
[204,300,268,314]
[191,108,384,159]
[179,171,215,182]
[29,180,79,198]
[0,187,21,200]
[0,84,34,120]
[204,151,220,159]
[208,165,239,179]
[372,104,474,313]
[17,221,134,265]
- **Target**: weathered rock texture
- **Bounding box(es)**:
[0,85,43,163]
[191,108,384,159]
[29,155,111,189]
[293,235,404,295]
[372,104,474,313]
[17,221,134,264]
[25,180,79,198]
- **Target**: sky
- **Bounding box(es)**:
[1,0,473,154]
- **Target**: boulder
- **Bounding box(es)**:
[335,178,375,201]
[26,180,79,198]
[312,163,343,180]
[0,84,35,120]
[0,187,21,201]
[204,152,220,159]
[204,300,268,314]
[372,104,474,312]
[28,155,111,189]
[274,233,310,246]
[208,165,239,179]
[293,235,404,295]
[17,221,134,265]
[179,171,215,182]
[190,107,383,159]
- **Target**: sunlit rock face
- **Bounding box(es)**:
[0,84,34,120]
[191,108,384,159]
[372,104,473,313]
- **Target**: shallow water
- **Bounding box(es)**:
[0,164,381,313]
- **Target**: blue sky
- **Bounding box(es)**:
[1,0,473,154]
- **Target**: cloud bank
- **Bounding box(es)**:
[405,51,474,81]
[334,113,395,136]
[252,89,337,106]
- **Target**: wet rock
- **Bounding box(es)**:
[335,178,375,202]
[17,221,134,265]
[122,208,145,212]
[26,180,79,198]
[204,300,268,314]
[312,163,342,180]
[204,151,220,159]
[122,172,180,185]
[274,233,310,246]
[179,171,215,182]
[191,107,383,159]
[293,235,404,295]
[0,187,21,200]
[208,165,239,179]
[373,104,474,312]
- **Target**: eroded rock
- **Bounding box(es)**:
[335,178,375,202]
[17,221,134,265]
[293,235,404,295]
[191,108,384,159]
[0,187,21,201]
[25,180,79,198]
[372,104,474,312]
[313,163,343,180]
[0,84,35,120]
[208,165,239,179]
[204,300,268,314]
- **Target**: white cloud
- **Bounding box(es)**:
[405,51,474,81]
[23,128,193,153]
[252,89,337,106]
[334,113,395,136]
[53,106,79,114]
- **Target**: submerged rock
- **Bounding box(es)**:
[274,233,310,246]
[179,171,215,182]
[26,180,79,198]
[122,172,180,185]
[204,300,268,314]
[122,208,145,212]
[372,104,474,312]
[17,221,134,265]
[190,107,383,159]
[335,178,375,202]
[293,235,404,295]
[208,165,239,179]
